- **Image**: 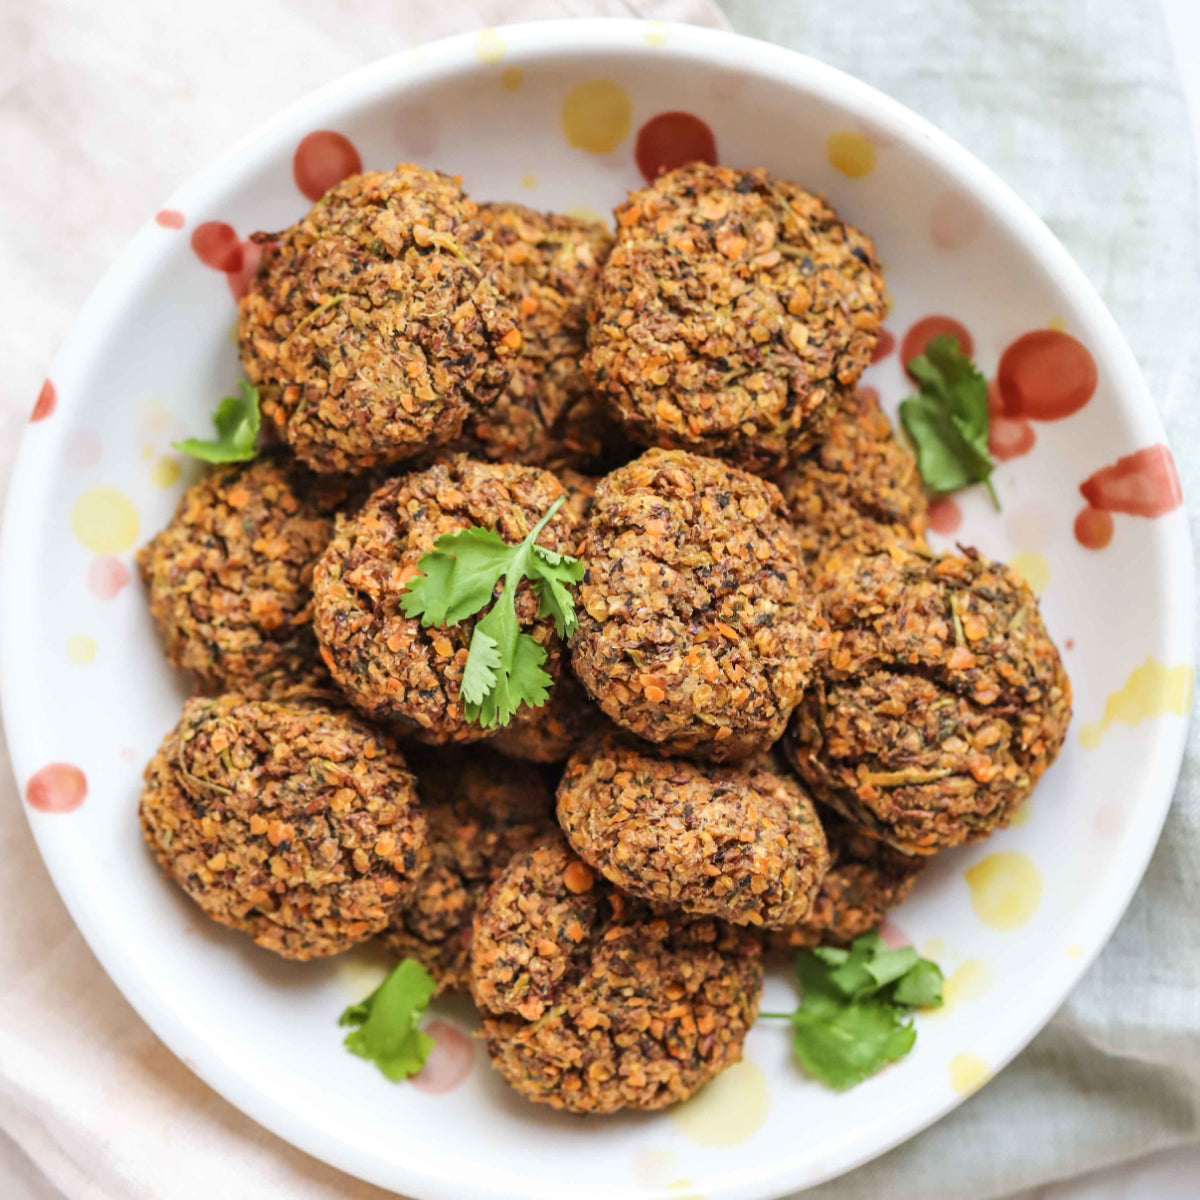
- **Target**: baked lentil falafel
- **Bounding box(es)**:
[775,388,929,563]
[557,732,829,928]
[380,748,555,992]
[470,832,763,1113]
[139,695,427,959]
[584,163,887,473]
[238,165,519,473]
[137,453,354,699]
[784,542,1071,853]
[312,455,579,742]
[570,448,828,760]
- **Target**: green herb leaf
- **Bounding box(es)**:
[899,336,999,509]
[173,381,261,463]
[764,932,944,1090]
[400,495,579,729]
[339,958,436,1082]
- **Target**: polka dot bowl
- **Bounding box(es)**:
[1,19,1193,1200]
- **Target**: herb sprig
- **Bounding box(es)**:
[762,931,944,1091]
[400,496,584,729]
[899,336,999,509]
[339,958,436,1082]
[174,381,262,464]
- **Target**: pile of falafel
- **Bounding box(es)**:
[137,161,1071,1116]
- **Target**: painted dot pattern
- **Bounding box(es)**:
[155,209,185,230]
[411,1021,474,1094]
[668,1060,769,1147]
[635,111,716,183]
[71,487,139,555]
[32,380,56,422]
[998,329,1097,420]
[902,315,973,375]
[965,852,1042,931]
[561,79,632,155]
[88,555,132,600]
[293,131,362,203]
[827,130,876,178]
[26,764,87,813]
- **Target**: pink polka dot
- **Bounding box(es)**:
[1074,506,1114,550]
[928,497,962,535]
[226,239,264,302]
[31,380,56,422]
[1093,801,1123,839]
[26,763,87,813]
[394,105,439,158]
[120,746,137,762]
[155,209,185,229]
[63,429,102,469]
[878,921,911,949]
[293,131,362,202]
[411,1020,474,1093]
[929,191,982,250]
[871,329,895,363]
[88,556,131,600]
[989,414,1036,462]
[858,385,880,404]
[1065,638,1075,650]
[191,222,243,273]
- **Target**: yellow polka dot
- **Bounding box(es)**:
[634,1150,676,1186]
[333,942,394,1000]
[562,79,632,155]
[948,1053,991,1096]
[70,486,139,555]
[228,320,240,348]
[827,130,877,178]
[1048,316,1067,332]
[500,66,523,92]
[921,936,947,960]
[140,399,170,431]
[966,852,1042,931]
[666,1184,703,1200]
[1008,799,1033,828]
[643,22,669,45]
[66,634,97,664]
[474,28,505,64]
[151,456,182,488]
[938,959,992,1015]
[1067,942,1085,959]
[669,1059,768,1146]
[565,205,609,229]
[519,173,538,191]
[1080,658,1194,749]
[141,443,155,461]
[1009,550,1050,596]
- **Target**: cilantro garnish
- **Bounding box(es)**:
[899,336,999,509]
[761,931,943,1091]
[339,958,436,1082]
[400,495,584,729]
[173,381,261,464]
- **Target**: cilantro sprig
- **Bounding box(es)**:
[339,958,436,1082]
[899,336,999,509]
[400,495,584,729]
[173,381,261,464]
[761,931,943,1091]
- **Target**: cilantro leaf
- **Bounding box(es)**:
[761,931,944,1091]
[339,958,436,1082]
[173,381,261,463]
[899,335,999,509]
[400,494,580,729]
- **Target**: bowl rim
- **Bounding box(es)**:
[1,17,1193,1200]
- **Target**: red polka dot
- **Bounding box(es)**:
[226,239,264,301]
[1065,638,1075,650]
[1079,444,1181,519]
[901,316,974,378]
[1074,506,1113,550]
[989,414,1036,462]
[293,131,362,202]
[191,222,243,273]
[26,764,87,813]
[411,1020,474,1093]
[88,555,131,600]
[63,429,102,468]
[927,497,962,535]
[155,209,184,229]
[635,112,717,183]
[986,377,1004,415]
[997,330,1097,420]
[879,922,911,949]
[871,328,895,363]
[31,380,56,422]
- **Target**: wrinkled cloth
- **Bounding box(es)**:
[1,2,1198,1199]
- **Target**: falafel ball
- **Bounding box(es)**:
[137,453,354,699]
[470,832,763,1113]
[557,732,829,928]
[238,165,520,473]
[380,748,556,992]
[776,388,928,562]
[491,672,603,763]
[312,456,579,743]
[584,163,887,472]
[466,204,628,471]
[139,695,427,959]
[571,448,828,761]
[784,543,1071,854]
[767,814,923,953]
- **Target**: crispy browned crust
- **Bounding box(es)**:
[470,833,763,1113]
[784,543,1071,853]
[137,453,358,698]
[766,814,923,952]
[139,695,426,959]
[557,732,829,928]
[380,748,555,992]
[311,456,579,742]
[570,448,828,760]
[775,389,929,563]
[238,165,519,473]
[584,163,886,472]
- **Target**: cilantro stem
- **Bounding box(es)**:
[984,477,1001,511]
[525,493,566,545]
[757,1011,795,1020]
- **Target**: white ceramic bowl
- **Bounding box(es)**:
[2,19,1193,1200]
